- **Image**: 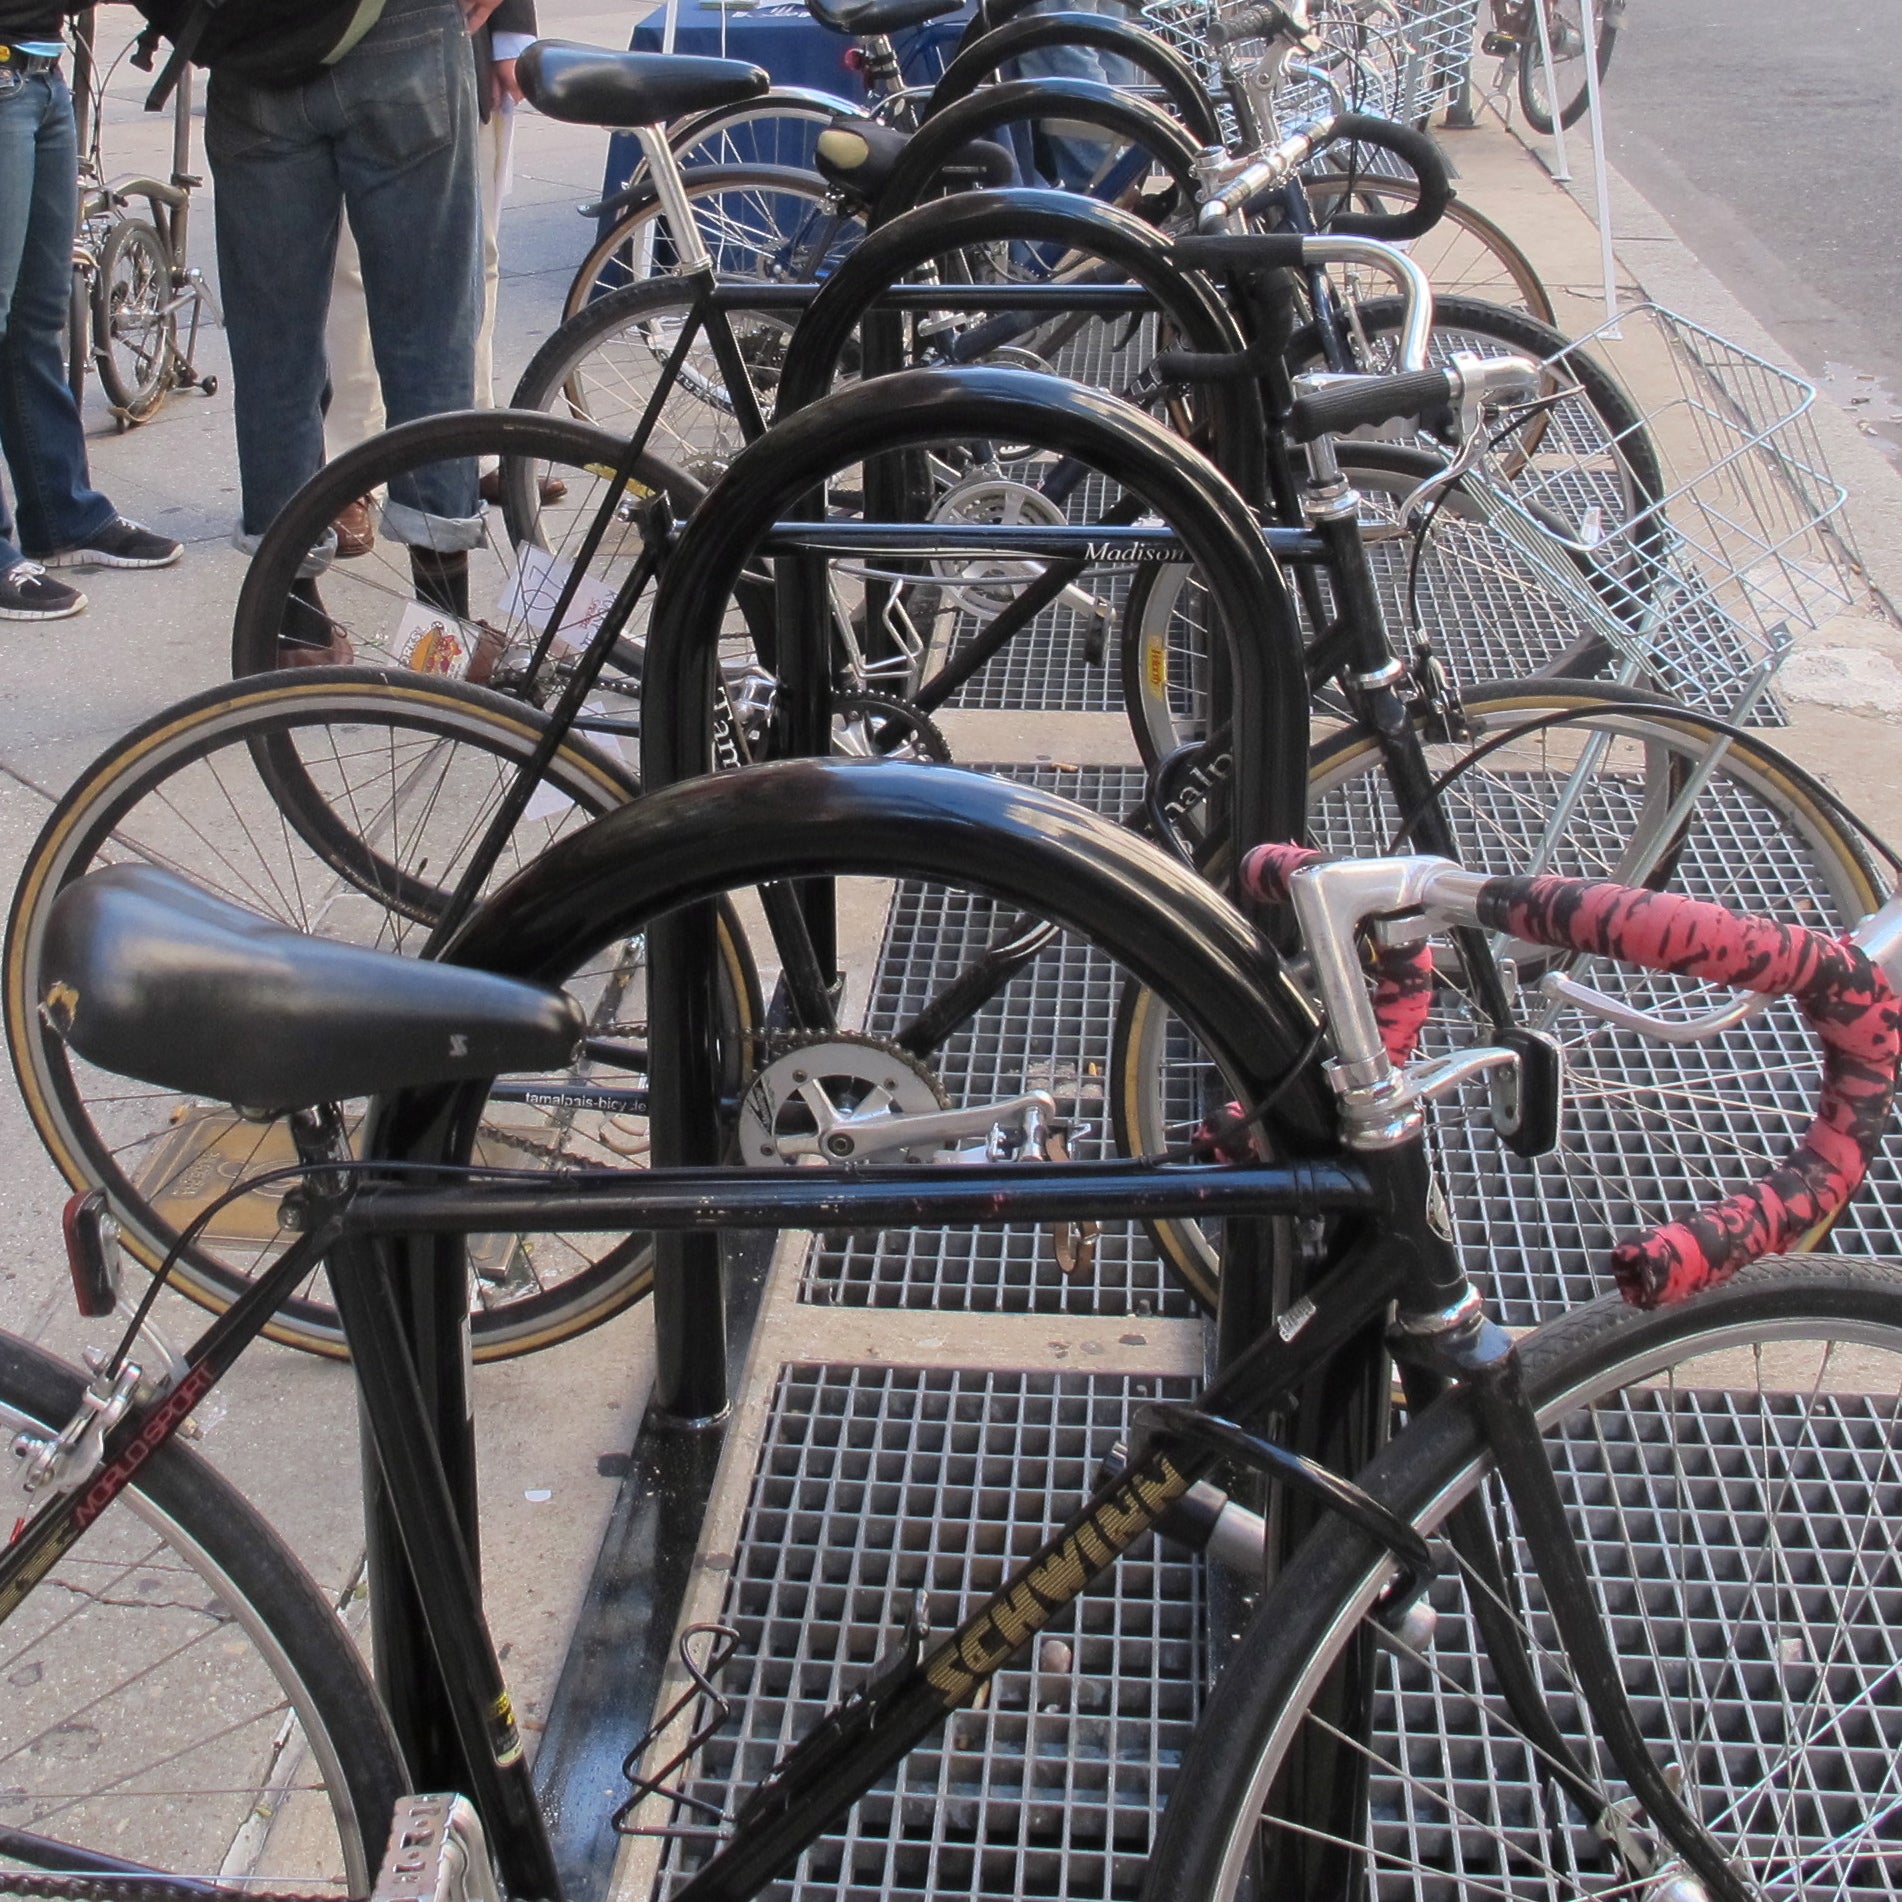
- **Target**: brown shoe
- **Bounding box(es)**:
[278,628,355,667]
[277,578,354,667]
[333,497,374,559]
[479,468,568,507]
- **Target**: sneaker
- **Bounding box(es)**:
[0,562,86,621]
[42,517,184,571]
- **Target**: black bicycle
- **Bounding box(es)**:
[6,751,1900,1901]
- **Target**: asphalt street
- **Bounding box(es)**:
[1602,0,1902,461]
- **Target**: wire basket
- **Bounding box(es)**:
[1139,0,1479,136]
[1460,304,1859,718]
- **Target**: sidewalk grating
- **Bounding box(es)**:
[655,1366,1203,1902]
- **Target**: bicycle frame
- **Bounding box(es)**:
[0,988,1751,1900]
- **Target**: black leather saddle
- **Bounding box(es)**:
[805,0,965,35]
[518,40,770,128]
[40,866,585,1112]
[813,116,1015,201]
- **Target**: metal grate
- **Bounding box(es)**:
[802,767,1194,1318]
[654,1366,1204,1902]
[1372,1387,1902,1899]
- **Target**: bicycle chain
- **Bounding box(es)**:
[0,1878,352,1902]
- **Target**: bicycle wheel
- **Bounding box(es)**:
[510,275,796,471]
[1302,173,1556,320]
[229,409,706,696]
[1116,681,1885,1309]
[1148,1253,1902,1902]
[92,215,178,425]
[0,1328,404,1886]
[562,164,863,324]
[4,670,760,1361]
[668,94,845,171]
[1518,0,1619,135]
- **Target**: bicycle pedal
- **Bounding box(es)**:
[1480,29,1519,54]
[372,1794,501,1902]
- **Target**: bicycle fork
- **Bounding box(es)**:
[1397,1302,1753,1902]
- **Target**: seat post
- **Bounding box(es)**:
[633,125,714,274]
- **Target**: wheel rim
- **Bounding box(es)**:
[1,679,761,1359]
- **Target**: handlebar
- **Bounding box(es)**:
[1240,844,1902,1310]
[1307,114,1453,242]
[1164,231,1433,377]
[1193,111,1453,242]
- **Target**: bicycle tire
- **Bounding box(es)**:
[1518,0,1619,135]
[229,408,704,695]
[668,94,848,172]
[92,215,178,425]
[1115,680,1885,1308]
[1146,1253,1902,1902]
[1302,172,1556,321]
[4,669,760,1361]
[510,274,796,473]
[0,1327,405,1884]
[561,164,861,326]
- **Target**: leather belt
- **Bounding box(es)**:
[0,46,62,74]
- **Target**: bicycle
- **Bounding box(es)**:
[7,751,1902,1898]
[1480,0,1623,134]
[64,8,220,428]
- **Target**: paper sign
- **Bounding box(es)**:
[394,600,487,679]
[500,544,621,643]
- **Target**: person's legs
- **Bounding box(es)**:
[205,66,344,549]
[473,106,509,416]
[0,70,115,565]
[328,0,483,552]
[324,218,387,460]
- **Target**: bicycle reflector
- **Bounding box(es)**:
[62,1190,123,1319]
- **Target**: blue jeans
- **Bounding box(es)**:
[1009,0,1141,192]
[206,0,484,552]
[0,68,116,572]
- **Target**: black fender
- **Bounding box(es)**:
[925,13,1223,147]
[872,77,1203,223]
[641,363,1306,869]
[773,187,1265,497]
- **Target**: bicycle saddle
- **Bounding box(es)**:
[38,865,585,1112]
[806,0,965,35]
[517,40,769,129]
[813,116,1014,200]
